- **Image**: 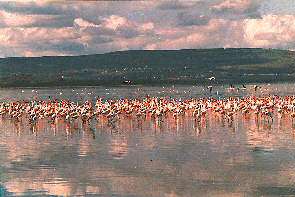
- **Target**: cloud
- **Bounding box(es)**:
[73,18,99,28]
[145,33,207,50]
[73,15,155,46]
[0,27,82,57]
[212,0,252,11]
[150,14,295,50]
[95,17,155,51]
[100,15,154,34]
[0,10,39,27]
[0,1,64,15]
[177,13,210,26]
[0,10,71,28]
[21,50,71,57]
[146,19,232,50]
[0,13,157,57]
[0,27,78,45]
[211,0,262,19]
[102,15,130,30]
[157,0,199,10]
[0,1,295,57]
[138,22,154,32]
[243,14,295,48]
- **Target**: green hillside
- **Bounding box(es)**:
[1,48,295,87]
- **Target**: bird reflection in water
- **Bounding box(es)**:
[2,98,295,197]
[109,136,129,160]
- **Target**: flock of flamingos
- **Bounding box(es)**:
[1,95,295,131]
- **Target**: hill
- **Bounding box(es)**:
[1,48,295,87]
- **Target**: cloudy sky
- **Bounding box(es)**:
[0,0,295,57]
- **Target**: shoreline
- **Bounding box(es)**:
[1,80,295,89]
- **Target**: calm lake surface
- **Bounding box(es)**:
[1,84,295,196]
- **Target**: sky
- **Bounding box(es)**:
[0,0,295,57]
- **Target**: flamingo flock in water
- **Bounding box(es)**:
[1,96,295,130]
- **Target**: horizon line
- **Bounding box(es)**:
[1,47,292,59]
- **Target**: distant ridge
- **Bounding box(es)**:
[1,48,295,87]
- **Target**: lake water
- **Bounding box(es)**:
[1,84,295,196]
[2,83,295,102]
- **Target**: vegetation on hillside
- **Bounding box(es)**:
[1,48,295,87]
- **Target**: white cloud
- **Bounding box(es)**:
[0,10,58,27]
[212,0,252,11]
[243,14,295,47]
[0,1,295,57]
[102,15,130,30]
[73,18,99,28]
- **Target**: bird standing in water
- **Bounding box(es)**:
[208,86,213,93]
[254,85,258,91]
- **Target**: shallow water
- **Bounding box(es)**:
[1,83,295,102]
[1,84,295,196]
